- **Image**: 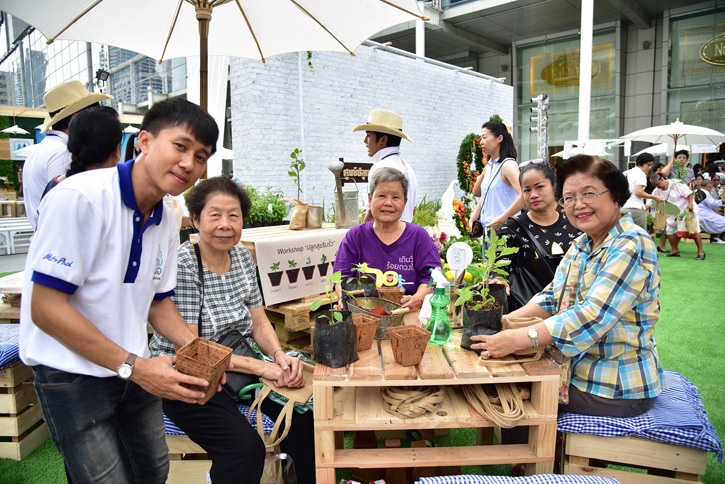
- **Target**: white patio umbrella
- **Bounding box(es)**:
[3,0,428,109]
[1,125,30,135]
[622,120,725,158]
[632,143,690,157]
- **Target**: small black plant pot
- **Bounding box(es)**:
[460,305,503,352]
[301,265,316,280]
[286,268,300,284]
[313,310,359,368]
[341,276,377,311]
[317,262,330,277]
[489,283,508,315]
[268,271,283,287]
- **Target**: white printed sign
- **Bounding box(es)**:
[255,229,347,306]
[10,138,34,160]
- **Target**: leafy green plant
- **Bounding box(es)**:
[320,254,327,264]
[288,148,305,199]
[454,229,518,310]
[310,271,345,323]
[411,195,442,228]
[270,262,280,271]
[244,185,287,223]
[288,259,297,268]
[306,256,311,265]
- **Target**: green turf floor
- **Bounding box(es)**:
[1,242,723,483]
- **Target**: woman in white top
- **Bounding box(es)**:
[470,121,522,237]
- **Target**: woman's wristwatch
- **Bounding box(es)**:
[527,326,539,349]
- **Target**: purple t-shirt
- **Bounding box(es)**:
[333,222,441,294]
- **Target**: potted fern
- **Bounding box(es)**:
[310,271,359,368]
[455,229,518,351]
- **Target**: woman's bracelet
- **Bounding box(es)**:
[272,348,285,360]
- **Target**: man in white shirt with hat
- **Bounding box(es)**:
[353,109,417,223]
[23,80,112,229]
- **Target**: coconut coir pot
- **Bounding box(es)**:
[388,325,431,367]
[353,313,379,351]
[176,338,233,405]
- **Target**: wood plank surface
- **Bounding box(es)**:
[322,444,543,468]
[379,340,418,380]
[0,402,42,437]
[564,461,702,484]
[417,344,454,380]
[0,362,32,388]
[0,421,49,461]
[349,343,382,380]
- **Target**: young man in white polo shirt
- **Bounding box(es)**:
[20,98,220,483]
[621,152,663,231]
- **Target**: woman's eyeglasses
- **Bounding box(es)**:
[558,190,610,208]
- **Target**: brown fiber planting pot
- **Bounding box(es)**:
[353,313,379,351]
[376,286,405,305]
[175,338,233,405]
[387,325,431,367]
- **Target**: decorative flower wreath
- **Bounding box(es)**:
[456,133,484,193]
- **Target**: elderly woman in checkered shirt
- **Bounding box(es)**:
[150,177,314,484]
[473,155,666,418]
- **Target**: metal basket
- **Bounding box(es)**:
[347,297,404,339]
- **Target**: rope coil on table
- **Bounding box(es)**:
[381,386,445,418]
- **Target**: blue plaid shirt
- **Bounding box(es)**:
[532,217,665,400]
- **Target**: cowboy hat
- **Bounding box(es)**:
[352,109,412,143]
[41,80,113,133]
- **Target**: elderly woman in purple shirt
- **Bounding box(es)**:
[334,167,441,309]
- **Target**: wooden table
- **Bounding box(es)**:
[312,330,560,483]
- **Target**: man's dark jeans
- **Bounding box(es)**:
[32,365,169,484]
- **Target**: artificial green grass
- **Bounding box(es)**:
[2,244,723,482]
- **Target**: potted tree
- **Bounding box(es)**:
[455,230,518,351]
[310,271,359,368]
[340,264,377,310]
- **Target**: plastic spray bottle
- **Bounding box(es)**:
[425,268,452,345]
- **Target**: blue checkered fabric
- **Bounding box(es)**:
[0,324,20,370]
[416,475,619,484]
[558,370,722,462]
[164,403,274,436]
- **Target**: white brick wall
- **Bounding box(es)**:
[229,45,513,209]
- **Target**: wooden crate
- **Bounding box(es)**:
[265,294,343,356]
[562,433,707,483]
[0,303,20,324]
[0,362,50,461]
[166,435,211,484]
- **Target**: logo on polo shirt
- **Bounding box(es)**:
[42,253,73,268]
[153,245,163,281]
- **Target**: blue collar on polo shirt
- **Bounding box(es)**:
[117,160,165,283]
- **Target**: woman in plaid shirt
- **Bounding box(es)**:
[150,177,314,484]
[472,155,665,417]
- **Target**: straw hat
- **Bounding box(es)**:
[41,80,113,133]
[352,109,412,143]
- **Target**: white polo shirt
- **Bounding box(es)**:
[23,130,72,229]
[20,160,179,377]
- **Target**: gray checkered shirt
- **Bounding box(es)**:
[150,241,263,357]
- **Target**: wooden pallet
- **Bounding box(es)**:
[562,433,707,483]
[265,294,341,356]
[0,302,20,324]
[0,361,49,461]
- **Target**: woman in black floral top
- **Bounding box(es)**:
[150,177,314,484]
[499,161,581,310]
